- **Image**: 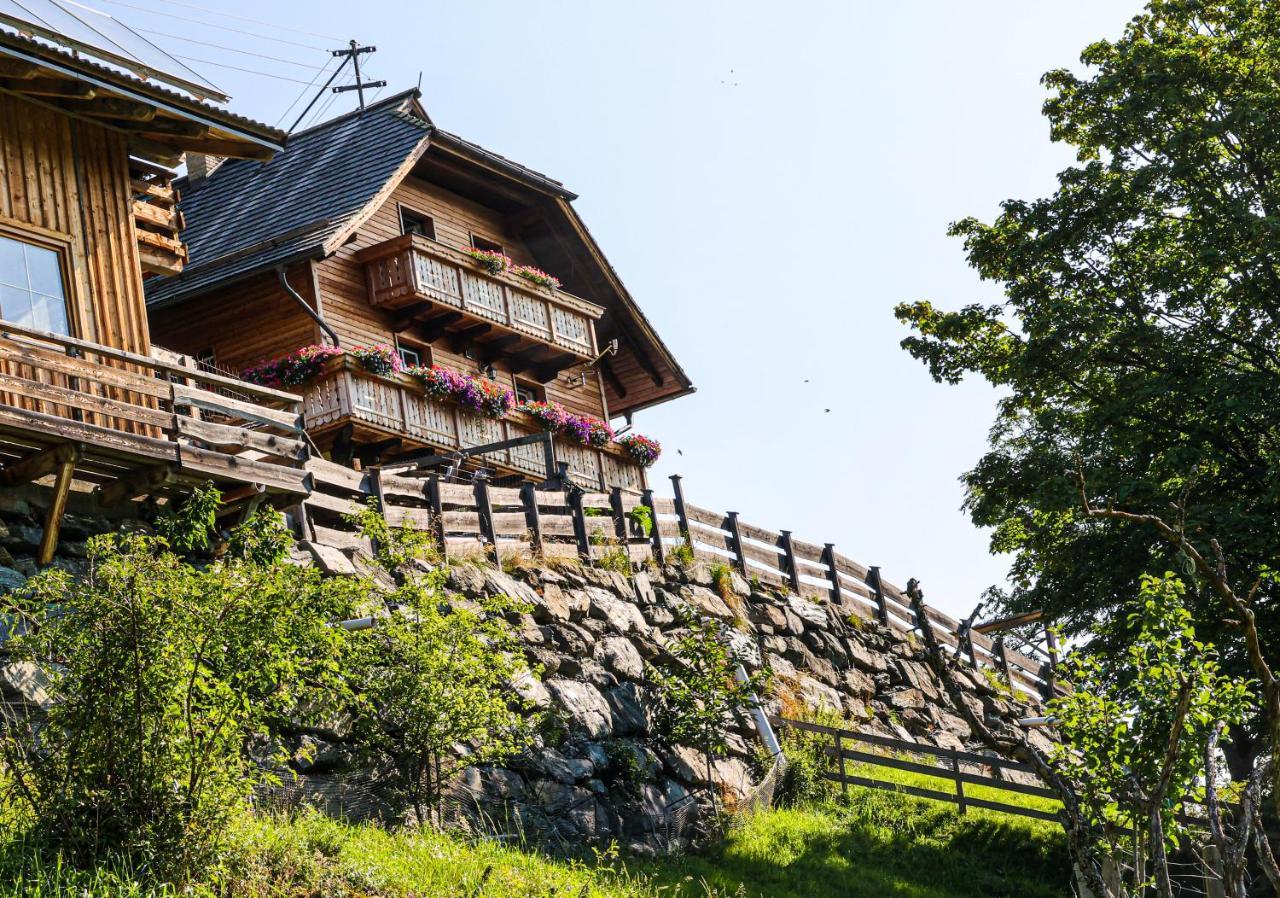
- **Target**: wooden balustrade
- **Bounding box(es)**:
[300,357,647,491]
[358,234,603,359]
[0,319,309,499]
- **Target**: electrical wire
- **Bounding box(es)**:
[169,54,321,86]
[85,0,331,52]
[275,56,338,127]
[136,27,329,72]
[301,72,352,129]
[127,0,344,43]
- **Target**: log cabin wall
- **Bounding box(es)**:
[0,92,151,355]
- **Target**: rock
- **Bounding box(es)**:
[712,756,754,800]
[842,667,876,698]
[511,671,551,709]
[535,747,594,784]
[662,744,710,785]
[750,602,788,631]
[306,542,358,576]
[596,636,644,680]
[722,626,762,668]
[643,605,675,627]
[786,594,828,628]
[783,609,806,635]
[678,585,734,620]
[536,583,572,622]
[607,682,652,736]
[0,566,26,594]
[846,638,888,673]
[546,679,613,739]
[588,588,647,635]
[791,674,843,712]
[631,571,657,605]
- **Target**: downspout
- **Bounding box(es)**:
[276,264,340,347]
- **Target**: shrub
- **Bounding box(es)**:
[0,489,360,877]
[627,504,653,538]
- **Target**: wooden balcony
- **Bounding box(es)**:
[0,320,309,509]
[301,357,646,492]
[357,235,603,379]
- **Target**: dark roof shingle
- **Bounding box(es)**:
[146,91,429,307]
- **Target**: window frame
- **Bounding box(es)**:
[394,336,429,370]
[470,233,505,255]
[0,220,79,338]
[514,379,545,405]
[397,204,437,241]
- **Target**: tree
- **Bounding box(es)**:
[0,490,360,877]
[909,576,1255,898]
[649,615,769,801]
[894,0,1280,768]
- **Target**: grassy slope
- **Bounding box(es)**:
[0,783,1069,898]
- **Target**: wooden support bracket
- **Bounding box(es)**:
[1,442,81,487]
[38,446,81,565]
[94,463,177,506]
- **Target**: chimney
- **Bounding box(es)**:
[185,153,225,185]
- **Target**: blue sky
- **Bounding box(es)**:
[103,0,1141,616]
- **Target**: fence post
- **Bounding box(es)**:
[725,511,748,575]
[822,543,843,605]
[1203,844,1226,898]
[643,488,664,566]
[568,486,591,562]
[867,566,890,626]
[670,474,691,555]
[996,636,1014,685]
[834,730,848,795]
[520,483,544,557]
[963,624,978,668]
[951,749,967,816]
[474,473,499,565]
[609,487,628,541]
[426,475,447,560]
[779,530,802,593]
[1044,627,1060,696]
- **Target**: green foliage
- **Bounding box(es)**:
[227,507,292,566]
[346,499,438,573]
[153,482,220,554]
[649,615,769,780]
[345,572,539,827]
[668,537,695,567]
[1047,574,1253,862]
[594,542,632,576]
[0,514,359,877]
[772,707,842,808]
[626,504,653,538]
[709,562,733,599]
[893,0,1280,694]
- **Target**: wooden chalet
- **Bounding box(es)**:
[0,15,313,560]
[145,91,694,492]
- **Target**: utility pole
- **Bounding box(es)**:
[331,39,386,110]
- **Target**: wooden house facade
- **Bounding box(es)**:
[146,92,693,492]
[0,23,315,559]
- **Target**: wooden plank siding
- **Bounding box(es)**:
[0,93,151,356]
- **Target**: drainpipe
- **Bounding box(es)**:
[276,264,340,347]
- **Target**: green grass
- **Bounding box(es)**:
[0,785,1069,897]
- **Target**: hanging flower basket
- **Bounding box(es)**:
[520,400,570,433]
[512,265,561,291]
[242,343,342,388]
[408,365,515,420]
[349,344,403,377]
[617,433,661,468]
[464,247,512,275]
[518,400,614,448]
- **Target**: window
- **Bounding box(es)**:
[399,206,436,240]
[514,380,545,405]
[0,233,70,335]
[395,338,427,370]
[471,234,504,255]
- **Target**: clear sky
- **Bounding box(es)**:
[98,0,1143,617]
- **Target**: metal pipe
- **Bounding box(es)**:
[276,264,340,348]
[737,664,783,757]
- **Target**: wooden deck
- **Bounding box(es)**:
[0,320,309,509]
[301,356,646,491]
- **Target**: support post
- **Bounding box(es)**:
[474,474,499,565]
[778,530,802,593]
[568,487,591,562]
[520,483,544,557]
[1203,844,1226,898]
[39,448,79,565]
[670,474,691,555]
[867,565,890,626]
[951,749,967,815]
[609,487,628,541]
[725,511,748,575]
[1,442,81,487]
[821,542,843,605]
[643,487,664,566]
[425,475,447,560]
[834,730,848,795]
[996,636,1014,685]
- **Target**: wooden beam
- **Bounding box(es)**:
[448,323,492,353]
[129,117,211,139]
[417,311,463,342]
[64,95,158,122]
[94,463,177,506]
[623,335,666,386]
[38,453,78,566]
[143,134,275,160]
[600,357,627,398]
[475,333,521,364]
[1,77,94,99]
[0,59,39,79]
[390,301,432,333]
[533,353,579,383]
[973,609,1045,635]
[127,136,184,167]
[0,442,81,487]
[507,349,545,376]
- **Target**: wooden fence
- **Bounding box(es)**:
[776,716,1061,823]
[299,467,1059,700]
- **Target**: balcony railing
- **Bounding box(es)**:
[0,320,309,497]
[357,235,603,360]
[301,357,645,492]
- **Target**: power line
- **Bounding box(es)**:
[86,0,330,51]
[275,57,337,127]
[136,28,328,72]
[169,54,321,86]
[131,0,345,43]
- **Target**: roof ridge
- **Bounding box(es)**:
[288,87,422,139]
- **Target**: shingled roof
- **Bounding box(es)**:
[146,91,430,308]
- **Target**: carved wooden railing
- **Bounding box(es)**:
[300,357,645,491]
[358,234,603,358]
[0,321,308,495]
